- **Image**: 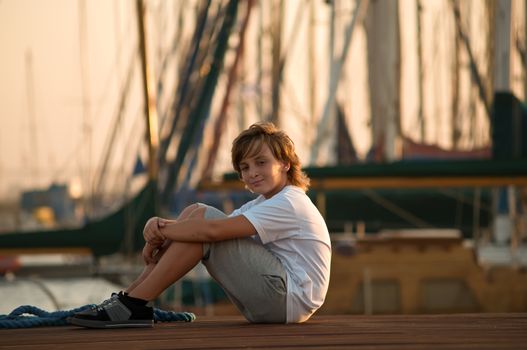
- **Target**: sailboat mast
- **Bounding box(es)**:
[416,0,425,142]
[308,0,317,143]
[310,0,368,165]
[270,0,284,124]
[256,0,264,120]
[24,50,39,184]
[494,0,511,92]
[451,0,461,149]
[78,0,93,213]
[136,0,160,182]
[202,0,254,181]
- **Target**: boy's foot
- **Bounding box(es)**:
[92,291,120,308]
[68,292,153,328]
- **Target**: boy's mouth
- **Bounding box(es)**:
[250,179,264,186]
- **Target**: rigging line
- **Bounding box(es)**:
[451,0,461,148]
[307,0,316,134]
[90,25,139,190]
[362,189,433,228]
[416,0,425,141]
[255,0,265,120]
[451,0,491,119]
[161,0,239,206]
[271,1,313,126]
[162,3,224,160]
[77,0,94,214]
[437,188,492,212]
[50,139,84,181]
[160,0,225,177]
[93,53,138,197]
[280,81,311,121]
[310,0,369,165]
[91,4,137,129]
[156,1,185,129]
[269,0,284,123]
[201,0,254,181]
[137,0,161,183]
[158,0,212,166]
[515,34,527,69]
[92,18,138,135]
[437,11,446,143]
[472,187,482,245]
[109,109,144,202]
[49,49,138,183]
[515,34,527,113]
[207,1,226,47]
[24,51,39,182]
[26,278,61,311]
[179,135,201,194]
[276,0,309,93]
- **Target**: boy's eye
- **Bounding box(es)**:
[257,160,266,165]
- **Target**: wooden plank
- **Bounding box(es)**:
[200,176,527,191]
[1,314,526,349]
[310,176,527,189]
[0,247,92,256]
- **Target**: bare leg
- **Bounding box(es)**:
[128,241,203,300]
[125,204,201,294]
[125,264,155,294]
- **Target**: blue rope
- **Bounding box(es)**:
[154,309,196,323]
[0,305,195,329]
[0,304,94,329]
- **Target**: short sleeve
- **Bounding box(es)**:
[242,194,300,244]
[228,195,261,217]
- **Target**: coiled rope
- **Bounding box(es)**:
[0,305,195,329]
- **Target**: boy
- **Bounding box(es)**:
[69,122,331,328]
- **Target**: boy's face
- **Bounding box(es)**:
[238,143,289,199]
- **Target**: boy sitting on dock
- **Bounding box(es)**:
[68,122,331,328]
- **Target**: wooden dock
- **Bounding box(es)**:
[1,313,526,349]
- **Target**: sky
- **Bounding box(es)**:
[0,0,510,202]
[0,0,139,200]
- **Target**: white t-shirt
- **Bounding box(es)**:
[229,185,331,323]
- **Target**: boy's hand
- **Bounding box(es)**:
[142,242,157,265]
[143,216,166,245]
[142,240,169,265]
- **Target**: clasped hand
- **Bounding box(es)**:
[142,216,167,264]
[143,216,167,246]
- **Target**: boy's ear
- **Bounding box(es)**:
[282,162,290,171]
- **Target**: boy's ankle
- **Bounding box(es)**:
[123,293,148,306]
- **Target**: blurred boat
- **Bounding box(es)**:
[0,256,20,275]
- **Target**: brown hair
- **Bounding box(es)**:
[231,122,310,192]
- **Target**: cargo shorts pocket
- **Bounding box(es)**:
[263,274,287,294]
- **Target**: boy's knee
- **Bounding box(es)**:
[178,203,217,220]
[177,203,200,220]
[187,205,206,219]
[197,204,227,220]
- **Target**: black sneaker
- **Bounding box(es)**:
[91,291,119,308]
[68,292,153,328]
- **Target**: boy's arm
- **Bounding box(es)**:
[159,215,256,243]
